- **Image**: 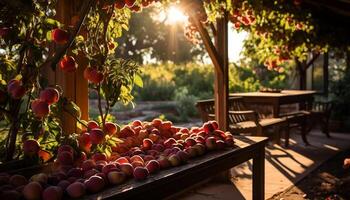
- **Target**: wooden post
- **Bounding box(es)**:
[214,14,229,131]
[42,0,89,134]
[323,52,329,96]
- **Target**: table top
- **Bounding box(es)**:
[85,136,268,200]
[230,90,316,98]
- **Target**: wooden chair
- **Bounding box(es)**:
[196,97,289,145]
[280,111,311,146]
[310,101,333,138]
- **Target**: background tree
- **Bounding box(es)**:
[116,6,206,64]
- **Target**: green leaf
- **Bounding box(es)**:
[134,74,143,88]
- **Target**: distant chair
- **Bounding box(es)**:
[196,97,289,145]
[310,101,333,138]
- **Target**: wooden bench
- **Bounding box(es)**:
[310,101,333,138]
[196,97,288,145]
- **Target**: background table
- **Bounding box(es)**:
[230,90,316,117]
[85,136,268,200]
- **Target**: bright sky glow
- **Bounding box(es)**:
[158,6,188,25]
[228,28,248,62]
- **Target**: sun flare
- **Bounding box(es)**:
[166,6,188,24]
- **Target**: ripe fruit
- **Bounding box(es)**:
[116,157,129,164]
[81,159,96,171]
[84,169,99,179]
[87,121,100,130]
[108,171,126,185]
[176,150,189,163]
[193,143,206,155]
[216,140,226,150]
[23,139,40,156]
[133,167,149,180]
[115,1,126,9]
[104,122,118,135]
[119,163,134,176]
[89,128,105,144]
[125,0,136,7]
[142,138,153,150]
[83,67,104,84]
[40,88,60,105]
[101,163,117,175]
[51,28,69,44]
[131,120,142,127]
[164,138,176,148]
[66,182,85,198]
[67,168,83,178]
[1,190,21,199]
[7,79,26,99]
[31,99,50,118]
[203,122,215,134]
[185,147,198,158]
[145,160,160,174]
[58,145,74,155]
[168,154,181,167]
[42,186,63,200]
[84,175,105,193]
[9,175,27,187]
[59,55,77,73]
[23,182,43,200]
[58,151,74,165]
[130,155,144,164]
[92,153,107,162]
[185,138,196,147]
[205,137,217,150]
[57,180,70,190]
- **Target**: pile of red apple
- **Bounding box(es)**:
[0,119,234,199]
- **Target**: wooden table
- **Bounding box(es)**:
[230,90,316,117]
[85,136,268,200]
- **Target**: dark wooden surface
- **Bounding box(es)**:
[231,90,316,117]
[84,136,268,200]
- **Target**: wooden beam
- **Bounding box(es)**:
[214,13,229,131]
[189,16,223,74]
[53,0,89,134]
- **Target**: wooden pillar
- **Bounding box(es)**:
[323,52,329,96]
[214,13,229,131]
[43,0,89,134]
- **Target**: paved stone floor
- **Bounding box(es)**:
[176,130,350,200]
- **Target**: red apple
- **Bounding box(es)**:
[142,138,153,150]
[101,163,117,175]
[23,182,43,200]
[164,138,176,148]
[23,139,40,156]
[115,1,126,9]
[119,163,134,176]
[42,186,62,200]
[9,175,27,187]
[108,171,126,185]
[66,182,85,198]
[176,150,189,163]
[205,136,217,150]
[92,153,107,162]
[84,175,105,193]
[31,99,50,118]
[58,151,74,165]
[145,160,160,174]
[116,157,129,164]
[81,159,96,171]
[133,167,149,180]
[125,0,136,7]
[83,67,104,84]
[168,154,181,167]
[87,121,100,130]
[40,88,60,105]
[89,128,105,144]
[104,122,118,135]
[59,55,77,73]
[51,28,69,44]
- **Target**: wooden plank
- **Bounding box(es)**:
[214,14,229,131]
